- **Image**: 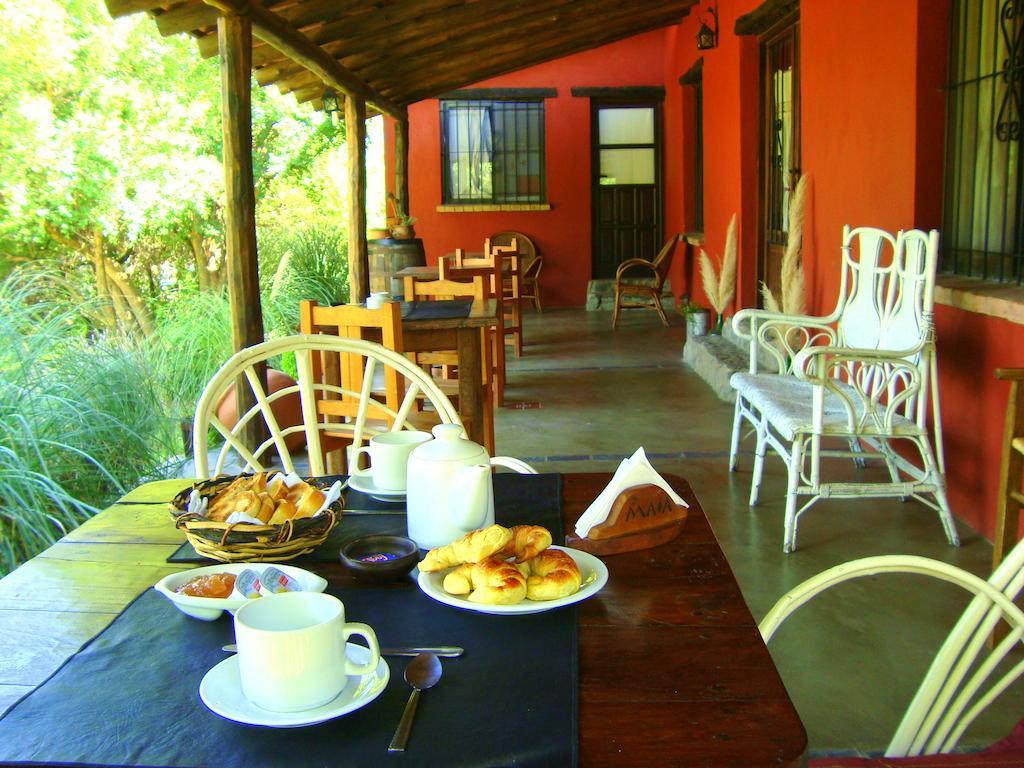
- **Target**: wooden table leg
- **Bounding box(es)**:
[456,325,489,452]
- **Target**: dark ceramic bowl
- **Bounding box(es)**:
[340,535,419,583]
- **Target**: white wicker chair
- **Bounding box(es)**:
[729,226,958,553]
[193,334,462,478]
[760,534,1024,757]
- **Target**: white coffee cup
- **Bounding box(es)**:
[351,430,431,491]
[366,291,392,309]
[233,592,380,712]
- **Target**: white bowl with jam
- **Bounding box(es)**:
[154,563,327,621]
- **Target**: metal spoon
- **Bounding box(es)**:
[220,643,462,657]
[387,652,442,753]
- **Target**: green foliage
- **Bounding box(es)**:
[262,225,349,338]
[0,264,177,576]
[146,288,234,422]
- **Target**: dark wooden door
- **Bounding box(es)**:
[592,103,662,279]
[759,18,800,302]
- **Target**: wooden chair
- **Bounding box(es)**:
[520,254,544,313]
[440,251,506,406]
[611,235,679,329]
[461,240,523,357]
[402,273,496,455]
[298,300,419,473]
[192,335,461,478]
[993,368,1024,580]
[491,230,542,312]
[760,533,1024,758]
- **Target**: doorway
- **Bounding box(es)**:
[591,102,662,279]
[758,17,800,302]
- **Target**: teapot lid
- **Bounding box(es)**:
[412,424,486,462]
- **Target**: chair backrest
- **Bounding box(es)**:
[298,299,407,436]
[193,334,461,478]
[490,230,536,261]
[759,534,1024,757]
[403,274,487,303]
[649,235,679,288]
[835,227,938,356]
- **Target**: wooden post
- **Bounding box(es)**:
[395,117,410,229]
[218,13,265,451]
[346,93,369,304]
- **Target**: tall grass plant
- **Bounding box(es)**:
[0,265,176,575]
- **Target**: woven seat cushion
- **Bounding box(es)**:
[730,372,920,441]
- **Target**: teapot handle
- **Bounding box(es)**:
[489,457,537,475]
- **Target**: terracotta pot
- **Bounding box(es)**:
[215,368,306,452]
[391,224,415,240]
[368,228,391,240]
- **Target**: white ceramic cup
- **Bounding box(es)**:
[233,592,380,712]
[366,291,392,309]
[351,430,431,491]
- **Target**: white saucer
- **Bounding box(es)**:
[347,474,406,502]
[199,644,389,727]
[417,546,609,615]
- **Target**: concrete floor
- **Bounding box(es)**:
[496,307,1024,758]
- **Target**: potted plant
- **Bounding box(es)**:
[679,298,711,338]
[387,193,417,240]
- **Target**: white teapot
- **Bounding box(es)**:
[406,424,533,549]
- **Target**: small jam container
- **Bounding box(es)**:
[340,535,419,583]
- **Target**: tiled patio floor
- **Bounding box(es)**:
[498,307,1024,758]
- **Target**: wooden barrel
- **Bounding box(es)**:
[368,238,426,297]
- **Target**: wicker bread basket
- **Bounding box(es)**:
[169,475,343,563]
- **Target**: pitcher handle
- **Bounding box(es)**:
[489,456,537,474]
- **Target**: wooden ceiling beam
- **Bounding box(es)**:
[398,13,691,104]
[155,1,218,36]
[273,0,689,98]
[358,3,690,91]
[278,0,586,80]
[105,0,176,18]
[200,0,406,119]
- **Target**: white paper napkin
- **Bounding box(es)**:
[574,447,688,538]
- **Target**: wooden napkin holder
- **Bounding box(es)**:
[564,483,688,556]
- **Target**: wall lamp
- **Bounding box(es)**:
[696,3,718,50]
[321,90,342,114]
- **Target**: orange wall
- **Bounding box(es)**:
[393,1,1024,542]
[385,30,666,307]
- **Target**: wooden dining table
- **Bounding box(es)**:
[400,296,497,451]
[0,472,806,766]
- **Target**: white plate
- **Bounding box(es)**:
[154,563,328,621]
[416,546,608,615]
[199,644,389,727]
[347,474,406,502]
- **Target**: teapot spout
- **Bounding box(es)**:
[448,464,492,531]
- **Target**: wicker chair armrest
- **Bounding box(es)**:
[792,341,928,431]
[731,308,837,375]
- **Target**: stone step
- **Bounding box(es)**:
[682,333,748,403]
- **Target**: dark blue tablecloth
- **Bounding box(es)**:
[0,474,576,768]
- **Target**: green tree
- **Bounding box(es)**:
[0,0,343,331]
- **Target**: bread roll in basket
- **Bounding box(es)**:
[169,473,343,562]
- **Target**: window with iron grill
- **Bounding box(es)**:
[440,100,545,204]
[942,0,1023,283]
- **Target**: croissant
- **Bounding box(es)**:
[419,525,512,572]
[466,556,527,605]
[441,563,474,595]
[496,525,552,562]
[520,549,582,601]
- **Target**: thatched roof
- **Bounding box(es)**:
[105,0,697,119]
